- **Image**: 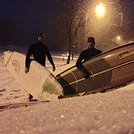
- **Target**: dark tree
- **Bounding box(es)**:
[57,0,87,64]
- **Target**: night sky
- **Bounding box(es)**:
[0,0,134,49]
[0,0,57,47]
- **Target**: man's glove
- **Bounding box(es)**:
[76,65,91,79]
[53,66,56,71]
[83,70,91,78]
[25,67,29,73]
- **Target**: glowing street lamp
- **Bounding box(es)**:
[95,3,105,17]
[115,35,123,45]
[116,35,121,41]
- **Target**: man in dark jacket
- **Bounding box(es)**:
[25,33,56,101]
[76,37,102,78]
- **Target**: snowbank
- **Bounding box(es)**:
[0,50,134,134]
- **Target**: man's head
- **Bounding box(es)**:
[87,37,95,48]
[37,33,44,42]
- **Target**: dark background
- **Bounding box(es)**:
[0,0,60,50]
[0,0,134,52]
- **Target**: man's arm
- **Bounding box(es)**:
[76,53,84,71]
[25,46,33,73]
[46,48,56,71]
[76,53,91,78]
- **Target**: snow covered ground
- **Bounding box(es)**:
[0,48,134,134]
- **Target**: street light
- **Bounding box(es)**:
[115,35,123,45]
[95,3,105,18]
[95,2,123,44]
[116,35,121,41]
[95,2,123,27]
[116,35,121,43]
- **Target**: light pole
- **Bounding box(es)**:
[120,12,123,27]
